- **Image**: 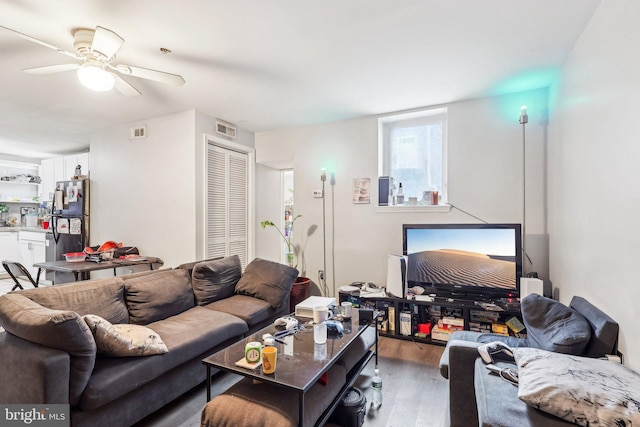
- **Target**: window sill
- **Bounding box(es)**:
[376,204,452,213]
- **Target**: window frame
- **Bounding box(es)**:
[378,107,448,209]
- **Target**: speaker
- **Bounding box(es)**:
[386,254,407,298]
[378,177,391,206]
[520,277,544,298]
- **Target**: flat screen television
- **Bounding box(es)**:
[402,223,522,299]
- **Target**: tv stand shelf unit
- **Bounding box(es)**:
[361,296,523,346]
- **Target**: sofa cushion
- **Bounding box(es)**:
[78,306,247,411]
[124,269,195,324]
[569,296,619,357]
[235,258,298,309]
[192,255,242,306]
[204,294,274,327]
[176,257,223,279]
[83,314,168,357]
[521,294,591,355]
[473,358,574,427]
[16,277,129,324]
[0,293,96,406]
[514,347,640,426]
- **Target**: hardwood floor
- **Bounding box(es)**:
[134,336,448,427]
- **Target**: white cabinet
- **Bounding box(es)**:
[0,232,21,264]
[40,153,89,201]
[40,157,64,202]
[63,153,90,181]
[18,231,46,278]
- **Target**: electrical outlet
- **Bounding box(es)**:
[313,190,323,198]
[318,270,325,281]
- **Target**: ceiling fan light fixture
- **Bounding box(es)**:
[77,63,114,91]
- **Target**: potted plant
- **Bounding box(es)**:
[260,214,301,268]
[261,215,312,311]
[0,203,8,225]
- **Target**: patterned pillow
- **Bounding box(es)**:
[83,314,168,357]
[514,347,640,426]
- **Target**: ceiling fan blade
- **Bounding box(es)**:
[0,25,80,59]
[114,64,185,87]
[23,63,80,75]
[91,26,124,61]
[113,74,141,97]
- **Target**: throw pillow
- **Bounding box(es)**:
[235,258,298,309]
[515,347,640,426]
[84,314,168,357]
[521,293,591,354]
[192,255,242,306]
[124,269,195,324]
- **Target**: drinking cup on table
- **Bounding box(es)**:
[313,306,333,324]
[314,322,327,344]
[314,342,327,360]
[340,301,353,319]
[262,346,277,374]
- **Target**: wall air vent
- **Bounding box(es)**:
[129,126,147,140]
[215,120,237,139]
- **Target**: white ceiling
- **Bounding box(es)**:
[0,0,600,160]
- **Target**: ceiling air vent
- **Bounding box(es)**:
[129,126,147,140]
[216,121,237,139]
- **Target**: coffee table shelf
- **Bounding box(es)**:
[203,311,376,427]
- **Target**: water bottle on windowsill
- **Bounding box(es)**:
[396,183,404,205]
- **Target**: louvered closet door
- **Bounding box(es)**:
[207,144,248,267]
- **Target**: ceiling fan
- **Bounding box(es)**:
[0,25,185,96]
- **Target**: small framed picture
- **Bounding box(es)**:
[353,178,370,204]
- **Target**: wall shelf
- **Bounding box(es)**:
[0,200,40,204]
[0,181,40,186]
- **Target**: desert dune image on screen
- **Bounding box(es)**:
[406,228,516,290]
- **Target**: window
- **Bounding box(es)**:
[378,108,447,205]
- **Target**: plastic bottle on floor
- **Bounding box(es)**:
[372,367,382,408]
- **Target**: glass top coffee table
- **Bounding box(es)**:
[203,311,375,426]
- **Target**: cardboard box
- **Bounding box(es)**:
[431,325,452,342]
[400,311,412,336]
[470,310,500,323]
[443,316,464,327]
[505,316,526,333]
[491,323,509,336]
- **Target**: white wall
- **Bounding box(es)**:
[549,0,640,369]
[90,109,254,270]
[90,110,196,269]
[255,164,284,263]
[256,88,548,297]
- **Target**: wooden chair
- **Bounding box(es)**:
[2,260,40,291]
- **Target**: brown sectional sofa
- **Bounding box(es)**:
[0,256,297,427]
